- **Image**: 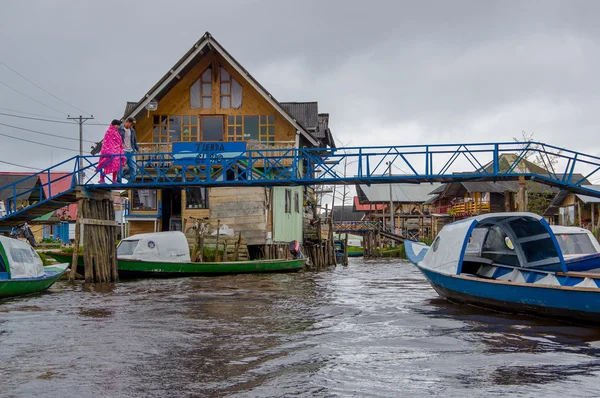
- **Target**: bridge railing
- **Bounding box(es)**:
[2,141,600,221]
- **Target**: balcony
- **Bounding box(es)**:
[135,140,297,174]
[436,200,491,216]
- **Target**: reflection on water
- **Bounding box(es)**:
[1,259,600,397]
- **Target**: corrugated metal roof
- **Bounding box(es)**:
[332,206,364,222]
[123,101,138,118]
[0,175,39,201]
[280,102,319,130]
[575,185,600,204]
[357,183,442,203]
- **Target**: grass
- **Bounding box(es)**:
[375,244,406,258]
[60,247,84,255]
[347,246,363,253]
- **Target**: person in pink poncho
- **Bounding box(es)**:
[97,119,126,184]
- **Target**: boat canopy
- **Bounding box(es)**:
[0,236,44,279]
[422,212,567,274]
[550,225,600,256]
[117,231,191,263]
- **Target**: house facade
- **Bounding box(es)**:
[117,32,334,250]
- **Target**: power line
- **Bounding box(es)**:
[0,121,96,143]
[0,59,91,115]
[0,111,77,124]
[0,107,66,120]
[0,159,40,170]
[0,79,67,115]
[0,128,79,152]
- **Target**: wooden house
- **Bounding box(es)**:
[355,183,441,239]
[544,185,600,229]
[117,32,334,253]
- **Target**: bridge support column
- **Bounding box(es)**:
[517,176,528,212]
[74,188,119,283]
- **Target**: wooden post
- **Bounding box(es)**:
[70,199,83,281]
[234,232,241,261]
[517,176,527,212]
[214,220,221,262]
[343,233,349,266]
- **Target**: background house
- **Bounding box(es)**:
[355,182,441,239]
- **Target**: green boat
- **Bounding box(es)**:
[47,231,306,278]
[0,236,69,299]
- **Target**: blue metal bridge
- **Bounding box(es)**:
[1,141,600,227]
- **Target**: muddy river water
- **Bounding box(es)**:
[2,259,600,397]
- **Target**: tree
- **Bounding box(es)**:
[513,131,562,216]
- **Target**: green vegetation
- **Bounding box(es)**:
[376,243,406,258]
[60,246,84,255]
[419,237,434,246]
[347,246,363,253]
[38,252,50,266]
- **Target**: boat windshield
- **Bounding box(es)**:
[118,240,139,256]
[555,233,598,255]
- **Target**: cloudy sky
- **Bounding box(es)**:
[1,0,599,178]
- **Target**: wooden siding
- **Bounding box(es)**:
[128,220,157,236]
[208,187,267,245]
[272,186,303,243]
[134,53,296,145]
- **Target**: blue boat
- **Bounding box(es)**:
[551,225,600,272]
[405,213,600,325]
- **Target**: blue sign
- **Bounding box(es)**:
[172,141,247,166]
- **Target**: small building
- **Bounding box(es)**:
[356,182,441,239]
[114,32,334,254]
[545,185,600,229]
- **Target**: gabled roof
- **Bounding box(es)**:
[331,205,364,222]
[356,183,441,204]
[123,32,320,147]
[0,174,39,201]
[353,196,387,211]
[0,172,74,202]
[280,102,318,130]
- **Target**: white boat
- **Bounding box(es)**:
[405,212,600,325]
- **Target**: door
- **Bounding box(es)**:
[200,116,224,141]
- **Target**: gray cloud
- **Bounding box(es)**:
[0,0,599,173]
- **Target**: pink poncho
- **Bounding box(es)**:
[96,124,125,174]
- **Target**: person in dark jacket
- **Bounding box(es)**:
[118,117,141,180]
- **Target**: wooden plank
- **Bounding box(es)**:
[209,187,266,197]
[80,218,120,227]
[209,193,266,203]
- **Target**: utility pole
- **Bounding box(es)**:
[67,115,94,182]
[387,161,395,247]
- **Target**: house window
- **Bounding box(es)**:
[169,116,181,141]
[201,116,224,141]
[285,189,292,214]
[185,188,208,209]
[220,67,242,109]
[227,115,244,141]
[132,190,157,211]
[294,191,300,213]
[243,115,259,141]
[259,115,275,143]
[153,116,169,143]
[190,68,212,109]
[182,116,198,141]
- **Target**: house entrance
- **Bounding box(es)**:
[161,189,182,231]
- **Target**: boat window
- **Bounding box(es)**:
[465,228,487,255]
[432,237,440,252]
[0,253,5,272]
[555,233,597,255]
[521,237,559,263]
[481,226,519,266]
[118,240,139,256]
[508,217,546,239]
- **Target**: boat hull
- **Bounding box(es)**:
[0,265,68,299]
[47,252,305,278]
[417,265,600,325]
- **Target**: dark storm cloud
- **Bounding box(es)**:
[0,0,599,171]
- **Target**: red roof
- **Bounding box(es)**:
[353,196,387,212]
[0,171,73,198]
